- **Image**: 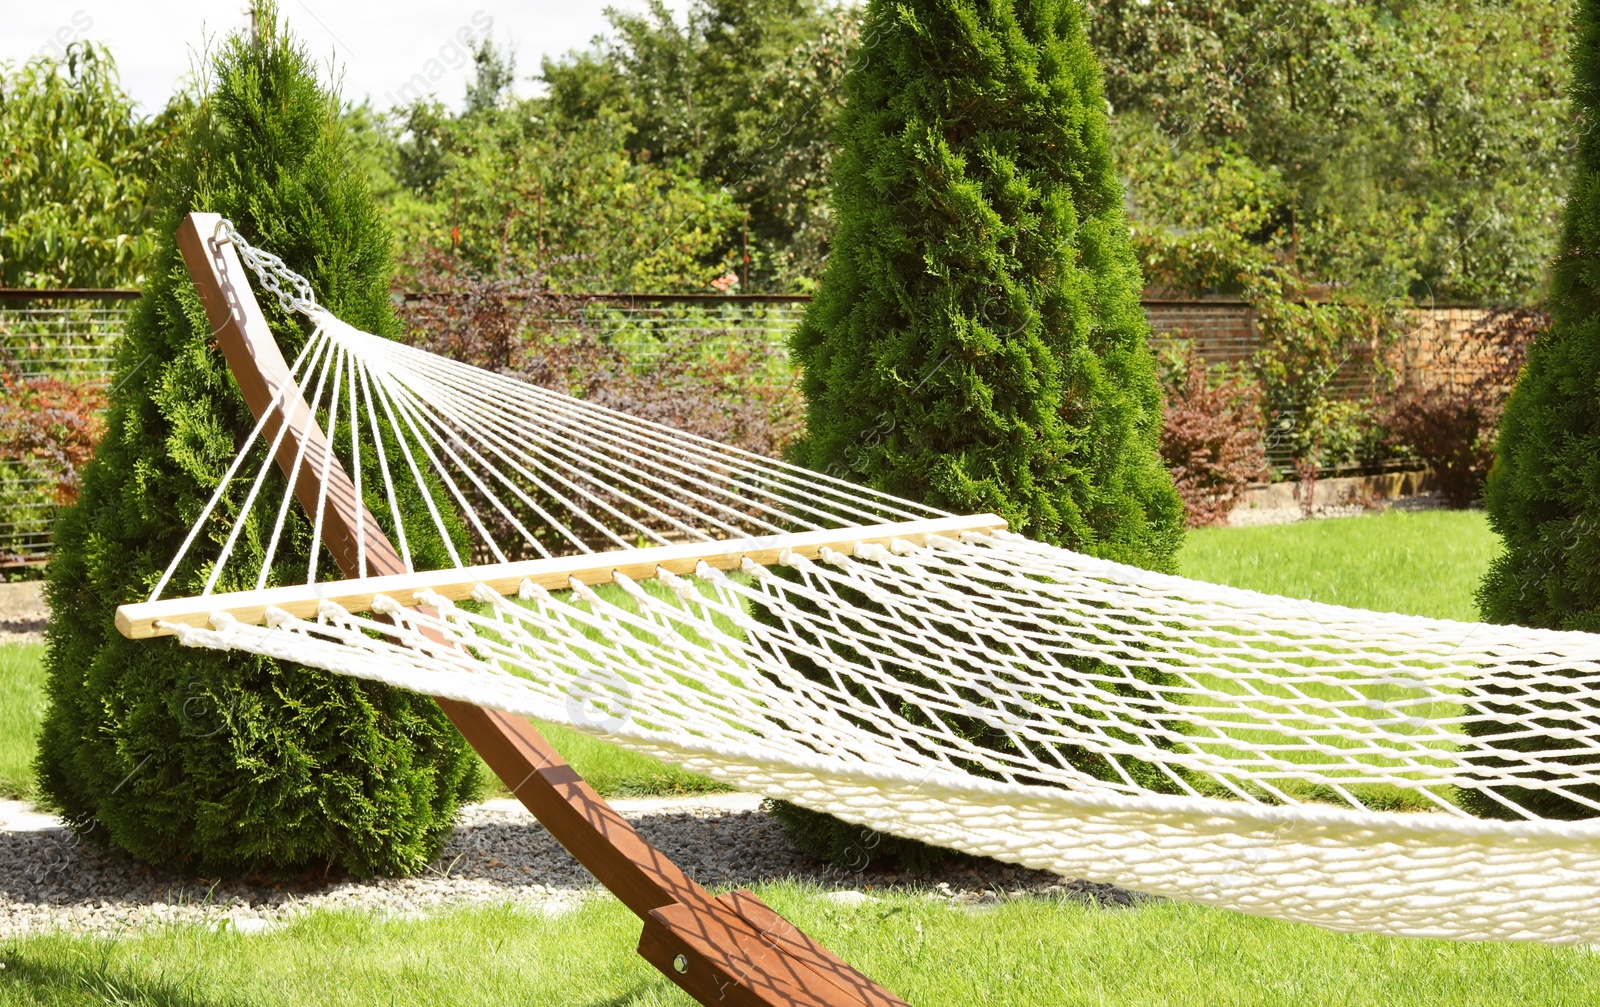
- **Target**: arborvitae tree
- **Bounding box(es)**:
[770,0,1184,867]
[789,0,1182,566]
[37,5,479,876]
[1472,0,1600,821]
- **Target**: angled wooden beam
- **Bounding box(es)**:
[169,212,910,1007]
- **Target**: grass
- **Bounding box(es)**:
[1180,508,1501,621]
[1,883,1596,1007]
[0,642,45,800]
[497,720,726,799]
[1177,510,1506,811]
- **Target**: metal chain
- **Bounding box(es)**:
[216,219,323,320]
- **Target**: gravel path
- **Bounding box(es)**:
[0,796,1135,940]
[0,582,45,645]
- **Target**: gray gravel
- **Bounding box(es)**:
[0,796,1137,940]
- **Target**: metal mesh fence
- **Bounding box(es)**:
[579,297,808,360]
[0,301,129,383]
[0,291,1507,563]
[1,292,136,564]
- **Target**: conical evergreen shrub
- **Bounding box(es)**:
[1472,0,1600,821]
[790,0,1181,564]
[771,0,1184,867]
[36,5,479,876]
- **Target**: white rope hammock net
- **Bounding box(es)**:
[149,224,1600,945]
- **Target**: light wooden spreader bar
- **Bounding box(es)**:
[115,514,1006,640]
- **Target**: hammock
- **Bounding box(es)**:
[121,221,1600,948]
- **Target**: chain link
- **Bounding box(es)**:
[215,219,324,320]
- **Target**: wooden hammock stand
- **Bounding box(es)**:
[170,212,909,1007]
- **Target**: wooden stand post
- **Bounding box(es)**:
[175,213,908,1007]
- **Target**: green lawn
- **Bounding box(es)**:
[1180,508,1501,621]
[0,642,45,799]
[510,720,727,798]
[1178,510,1504,810]
[2,884,1595,1007]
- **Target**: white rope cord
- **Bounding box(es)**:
[354,333,932,532]
[147,224,1600,946]
[232,327,339,594]
[252,321,345,592]
[149,322,332,600]
[359,333,467,569]
[353,355,413,571]
[372,345,826,539]
[365,354,606,555]
[347,338,366,579]
[307,339,348,583]
[360,346,739,549]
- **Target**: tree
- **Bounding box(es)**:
[1091,0,1570,306]
[386,42,742,292]
[790,0,1182,567]
[0,42,173,288]
[767,0,1184,869]
[542,0,858,288]
[37,3,480,876]
[1472,0,1600,821]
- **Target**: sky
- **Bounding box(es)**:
[0,1,680,114]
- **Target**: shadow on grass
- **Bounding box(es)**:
[0,943,676,1007]
[0,947,233,1007]
[582,984,671,1007]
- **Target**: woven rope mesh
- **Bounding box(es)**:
[150,225,1600,944]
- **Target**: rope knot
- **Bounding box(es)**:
[519,578,549,602]
[316,600,350,621]
[656,566,700,603]
[852,542,892,563]
[370,594,404,616]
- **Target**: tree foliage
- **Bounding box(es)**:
[383,43,742,292]
[0,43,176,288]
[766,0,1186,870]
[1093,0,1570,305]
[542,0,861,287]
[791,0,1182,564]
[38,4,479,877]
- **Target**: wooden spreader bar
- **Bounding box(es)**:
[165,212,912,1007]
[116,514,1006,639]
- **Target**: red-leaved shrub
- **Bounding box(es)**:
[1160,347,1268,527]
[1383,310,1544,509]
[395,253,804,459]
[0,373,107,504]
